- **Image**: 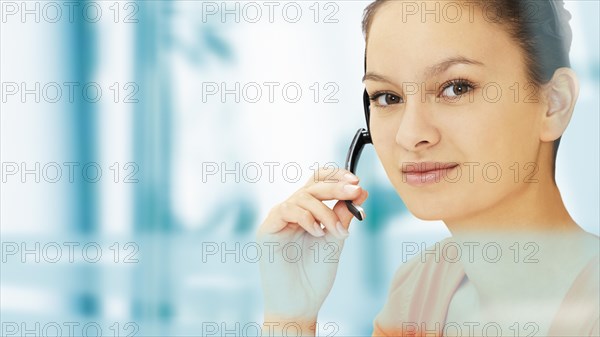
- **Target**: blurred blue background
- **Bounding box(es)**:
[1,1,598,336]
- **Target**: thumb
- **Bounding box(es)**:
[332,189,369,232]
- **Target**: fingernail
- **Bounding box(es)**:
[344,173,359,182]
[343,184,360,193]
[313,222,325,237]
[336,222,349,237]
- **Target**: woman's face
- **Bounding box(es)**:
[365,1,552,222]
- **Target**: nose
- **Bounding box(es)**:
[395,98,440,152]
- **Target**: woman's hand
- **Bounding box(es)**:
[257,167,368,326]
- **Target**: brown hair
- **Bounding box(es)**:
[362,0,574,177]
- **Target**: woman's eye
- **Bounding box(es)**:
[440,80,475,98]
[371,93,402,106]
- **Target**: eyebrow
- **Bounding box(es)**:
[362,56,484,83]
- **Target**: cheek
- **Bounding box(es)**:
[370,116,398,157]
[371,116,403,180]
[446,99,538,164]
[480,101,540,164]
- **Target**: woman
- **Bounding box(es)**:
[257,1,599,336]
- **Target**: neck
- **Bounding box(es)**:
[445,171,578,233]
[442,170,596,314]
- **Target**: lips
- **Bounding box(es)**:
[401,162,459,173]
[401,162,460,186]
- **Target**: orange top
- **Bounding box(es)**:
[372,238,599,337]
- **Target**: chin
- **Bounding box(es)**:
[402,200,448,221]
[395,182,471,222]
[409,209,445,221]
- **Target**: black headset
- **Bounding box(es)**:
[343,52,372,221]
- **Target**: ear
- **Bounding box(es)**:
[539,67,580,142]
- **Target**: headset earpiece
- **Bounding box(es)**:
[363,89,372,141]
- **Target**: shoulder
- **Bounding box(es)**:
[571,232,600,300]
[550,248,600,336]
[372,237,465,336]
[591,318,600,337]
[576,253,600,336]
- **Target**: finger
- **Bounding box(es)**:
[260,202,325,237]
[304,167,359,187]
[304,178,363,202]
[332,189,369,232]
[294,191,345,239]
